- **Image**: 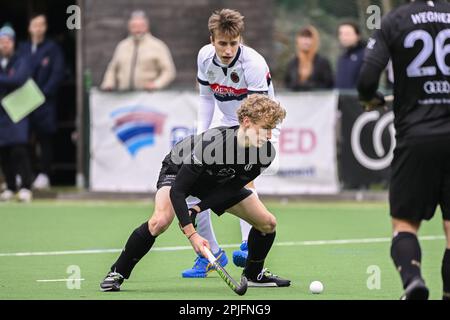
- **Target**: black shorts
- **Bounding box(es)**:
[207,188,253,216]
[389,137,450,222]
[156,154,178,190]
[156,156,253,216]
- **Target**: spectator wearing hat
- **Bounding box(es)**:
[0,24,33,202]
[101,10,176,91]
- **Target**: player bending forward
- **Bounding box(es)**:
[100,95,290,291]
[182,8,280,278]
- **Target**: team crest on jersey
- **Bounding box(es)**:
[230,71,240,83]
[218,168,236,177]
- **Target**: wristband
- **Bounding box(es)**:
[187,231,197,240]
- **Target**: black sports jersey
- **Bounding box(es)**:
[165,126,275,227]
[361,0,450,141]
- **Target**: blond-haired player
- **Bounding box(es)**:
[100,95,290,291]
[182,9,280,278]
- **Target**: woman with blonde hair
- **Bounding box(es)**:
[284,25,333,91]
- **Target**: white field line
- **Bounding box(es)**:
[0,235,445,258]
[36,279,85,283]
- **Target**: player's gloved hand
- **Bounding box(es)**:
[360,91,387,112]
[178,207,200,232]
[188,207,200,229]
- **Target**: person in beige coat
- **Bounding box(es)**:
[101,11,176,91]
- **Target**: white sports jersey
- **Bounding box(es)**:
[197,44,275,127]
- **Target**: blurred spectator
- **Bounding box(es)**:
[284,26,333,91]
[19,13,66,190]
[0,25,33,202]
[101,10,176,91]
[335,22,366,90]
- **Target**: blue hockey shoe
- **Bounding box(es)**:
[232,241,248,268]
[181,248,228,278]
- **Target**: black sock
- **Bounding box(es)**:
[110,222,156,279]
[390,232,422,289]
[243,228,275,280]
[442,249,450,300]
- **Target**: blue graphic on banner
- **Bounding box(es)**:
[111,106,166,157]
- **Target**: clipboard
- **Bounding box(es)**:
[1,79,46,123]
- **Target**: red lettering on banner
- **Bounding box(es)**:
[279,129,317,154]
[280,128,296,154]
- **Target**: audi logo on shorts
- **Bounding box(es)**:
[351,111,396,171]
[423,80,450,94]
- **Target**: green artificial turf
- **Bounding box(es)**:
[0,200,446,300]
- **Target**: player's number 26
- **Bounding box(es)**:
[405,29,450,77]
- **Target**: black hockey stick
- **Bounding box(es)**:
[203,246,248,296]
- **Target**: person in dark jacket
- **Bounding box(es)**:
[0,25,33,202]
[284,25,334,91]
[335,22,366,90]
[19,14,65,189]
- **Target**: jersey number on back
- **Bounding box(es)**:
[405,29,450,77]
